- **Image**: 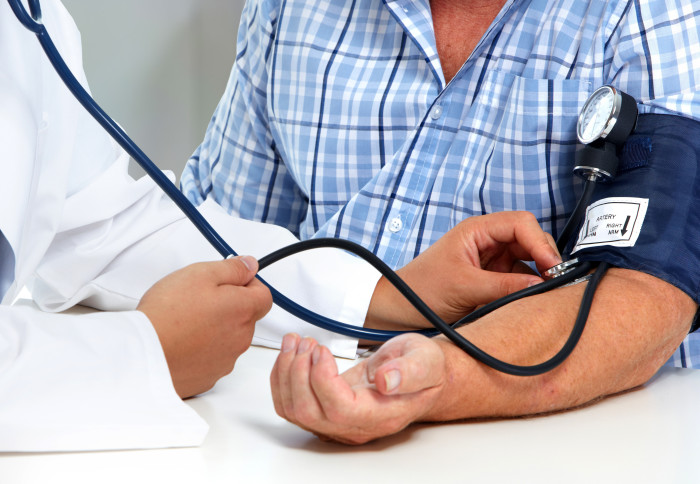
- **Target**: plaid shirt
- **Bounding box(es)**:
[181,0,700,364]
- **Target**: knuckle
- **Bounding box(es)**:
[521,210,537,222]
[514,211,538,231]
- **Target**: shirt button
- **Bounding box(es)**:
[388,217,403,233]
[431,105,443,119]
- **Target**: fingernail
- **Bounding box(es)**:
[239,255,257,272]
[384,370,401,393]
[281,334,297,353]
[297,337,313,354]
[312,346,321,365]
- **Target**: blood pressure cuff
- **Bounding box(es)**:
[565,114,700,329]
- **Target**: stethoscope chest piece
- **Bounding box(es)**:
[544,258,580,279]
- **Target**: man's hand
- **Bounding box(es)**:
[273,268,697,445]
[270,333,446,444]
[367,211,562,330]
[137,256,272,398]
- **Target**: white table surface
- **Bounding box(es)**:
[2,344,699,484]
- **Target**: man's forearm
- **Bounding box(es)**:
[421,268,697,422]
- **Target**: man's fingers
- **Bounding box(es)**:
[271,333,301,419]
[271,334,447,444]
[272,337,356,437]
[472,211,561,269]
[470,270,543,303]
[307,346,360,423]
[288,337,325,424]
[510,214,561,269]
[272,335,330,427]
[534,232,560,274]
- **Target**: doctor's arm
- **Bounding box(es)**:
[0,256,269,452]
[271,263,697,444]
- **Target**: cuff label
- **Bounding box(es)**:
[571,197,649,254]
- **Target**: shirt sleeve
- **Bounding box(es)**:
[606,0,700,120]
[0,304,207,452]
[180,0,308,238]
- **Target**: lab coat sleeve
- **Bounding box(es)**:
[0,303,207,452]
[30,155,380,359]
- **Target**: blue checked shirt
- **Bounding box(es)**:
[181,0,700,366]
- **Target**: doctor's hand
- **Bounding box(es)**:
[271,332,445,445]
[138,256,272,398]
[366,211,561,330]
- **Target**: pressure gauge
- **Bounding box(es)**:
[573,86,638,182]
[576,85,637,146]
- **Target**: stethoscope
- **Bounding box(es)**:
[7,0,638,376]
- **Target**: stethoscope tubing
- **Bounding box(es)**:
[9,0,603,375]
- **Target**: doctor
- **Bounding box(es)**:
[0,0,562,452]
[0,0,276,451]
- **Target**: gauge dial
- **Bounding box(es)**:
[577,86,619,144]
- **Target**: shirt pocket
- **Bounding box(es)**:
[450,71,592,233]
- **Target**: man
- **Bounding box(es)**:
[0,0,562,451]
[181,0,700,443]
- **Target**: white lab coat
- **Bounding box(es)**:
[0,0,378,452]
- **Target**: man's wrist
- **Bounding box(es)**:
[365,275,429,331]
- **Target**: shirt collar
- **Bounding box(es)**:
[381,0,526,89]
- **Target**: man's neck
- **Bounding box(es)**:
[430,0,506,84]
